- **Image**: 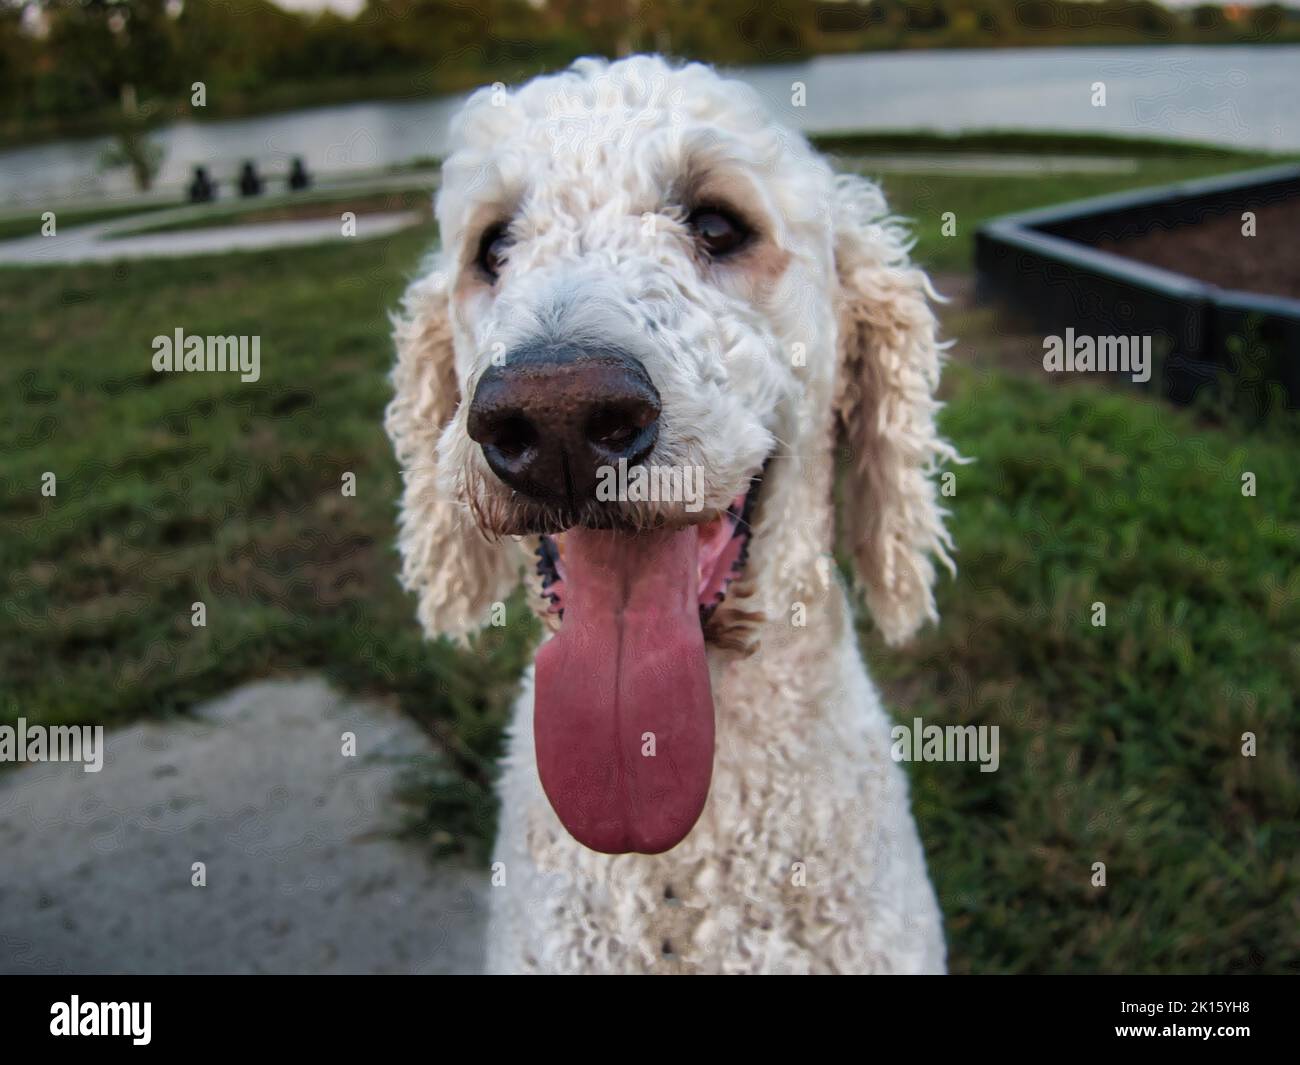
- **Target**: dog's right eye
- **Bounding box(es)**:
[476,223,512,281]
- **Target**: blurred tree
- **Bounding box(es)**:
[1191,4,1226,30]
[1013,1,1062,31]
[977,6,1002,34]
[38,0,180,187]
[904,2,949,32]
[0,3,33,108]
[43,0,180,101]
[98,89,164,189]
[1251,3,1285,36]
[546,0,637,57]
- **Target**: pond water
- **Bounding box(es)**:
[1,45,1296,206]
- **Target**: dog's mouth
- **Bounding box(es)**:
[534,479,760,624]
[530,474,761,855]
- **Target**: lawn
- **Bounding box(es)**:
[2,141,1296,973]
[864,360,1300,973]
[0,201,177,242]
[110,188,434,239]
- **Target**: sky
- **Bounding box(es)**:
[271,0,366,15]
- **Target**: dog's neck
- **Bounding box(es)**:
[706,576,858,746]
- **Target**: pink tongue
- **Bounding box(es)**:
[534,525,715,854]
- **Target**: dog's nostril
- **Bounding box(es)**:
[586,403,657,453]
[490,415,537,459]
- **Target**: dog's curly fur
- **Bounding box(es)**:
[386,55,955,973]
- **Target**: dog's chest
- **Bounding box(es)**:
[495,629,919,974]
[518,722,891,974]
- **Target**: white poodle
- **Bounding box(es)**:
[386,55,956,974]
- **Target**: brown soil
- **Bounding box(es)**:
[1093,197,1300,301]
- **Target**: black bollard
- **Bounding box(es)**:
[188,166,216,204]
[288,156,312,192]
[238,161,264,198]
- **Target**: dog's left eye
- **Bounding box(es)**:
[687,207,751,258]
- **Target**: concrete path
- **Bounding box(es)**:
[0,167,441,221]
[0,208,423,265]
[0,678,488,975]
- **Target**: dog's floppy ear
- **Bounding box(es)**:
[385,261,518,643]
[830,173,957,646]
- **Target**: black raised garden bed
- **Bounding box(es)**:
[975,164,1300,411]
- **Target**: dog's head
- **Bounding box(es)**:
[387,56,954,855]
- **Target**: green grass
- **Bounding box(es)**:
[812,129,1270,159]
[861,151,1292,272]
[0,201,176,242]
[2,146,1297,969]
[111,188,433,239]
[861,360,1300,974]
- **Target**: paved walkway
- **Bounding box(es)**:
[0,678,487,974]
[0,167,441,221]
[0,208,423,265]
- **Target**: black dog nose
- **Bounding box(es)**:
[467,345,661,505]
